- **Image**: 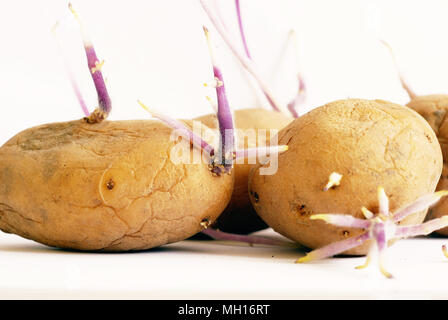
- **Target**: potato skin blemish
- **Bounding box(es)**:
[106,179,115,190]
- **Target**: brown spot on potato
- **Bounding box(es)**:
[297,204,312,216]
[106,179,115,190]
[252,192,259,203]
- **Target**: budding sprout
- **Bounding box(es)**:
[138,26,288,176]
[203,26,235,175]
[323,172,343,191]
[297,188,448,278]
[67,2,112,123]
[380,40,417,100]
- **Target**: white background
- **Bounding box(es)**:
[2,0,448,299]
[2,0,448,144]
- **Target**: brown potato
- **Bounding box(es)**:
[195,108,293,234]
[407,94,448,235]
[249,98,442,255]
[0,119,233,251]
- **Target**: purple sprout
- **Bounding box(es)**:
[200,0,306,118]
[235,0,252,60]
[58,3,112,123]
[297,187,448,278]
[205,26,235,174]
[200,0,284,113]
[139,26,288,176]
[137,100,215,157]
[201,228,297,247]
[52,21,90,117]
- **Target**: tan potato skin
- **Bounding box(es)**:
[407,94,448,235]
[195,108,293,234]
[249,99,442,255]
[0,120,233,251]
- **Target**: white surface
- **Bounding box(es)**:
[2,0,448,300]
[0,230,448,299]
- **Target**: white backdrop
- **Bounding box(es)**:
[1,0,448,144]
[2,1,448,298]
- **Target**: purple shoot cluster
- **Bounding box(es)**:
[297,187,448,278]
[139,26,288,176]
[55,3,112,124]
[200,0,305,117]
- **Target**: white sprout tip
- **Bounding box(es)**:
[137,100,154,116]
[323,172,343,191]
[278,145,289,152]
[442,245,448,258]
[361,207,374,220]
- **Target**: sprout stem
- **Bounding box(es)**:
[235,0,251,59]
[199,0,283,113]
[310,214,371,229]
[233,145,288,160]
[204,26,235,175]
[392,191,448,223]
[443,245,448,259]
[286,30,306,118]
[381,40,417,100]
[296,233,370,263]
[69,3,112,123]
[52,22,90,117]
[138,100,215,157]
[201,228,297,247]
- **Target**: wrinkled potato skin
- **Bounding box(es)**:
[0,120,233,251]
[195,108,293,234]
[407,94,448,235]
[249,99,442,255]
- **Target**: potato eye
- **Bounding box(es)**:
[106,178,115,190]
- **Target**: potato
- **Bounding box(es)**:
[0,119,233,251]
[249,98,442,255]
[406,94,448,235]
[195,108,293,234]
